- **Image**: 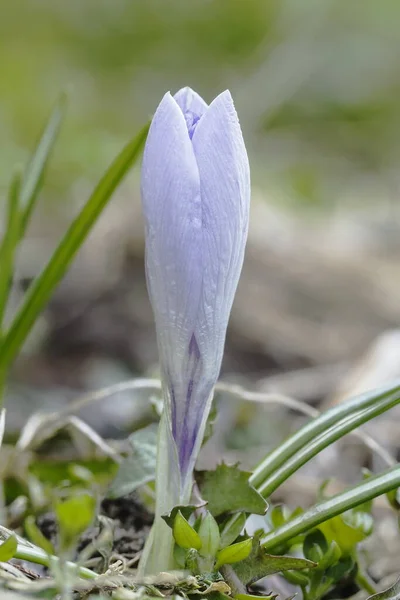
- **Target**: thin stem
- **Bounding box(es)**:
[14,543,97,580]
[261,465,400,552]
[258,392,400,497]
[356,570,377,595]
[250,382,400,489]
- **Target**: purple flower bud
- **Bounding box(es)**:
[141,87,250,487]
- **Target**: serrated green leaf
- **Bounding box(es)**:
[56,493,95,550]
[197,463,267,517]
[215,538,253,570]
[220,512,247,548]
[198,512,220,558]
[24,515,55,556]
[0,535,17,561]
[0,121,150,371]
[233,537,315,585]
[173,511,202,551]
[367,577,400,600]
[108,424,157,498]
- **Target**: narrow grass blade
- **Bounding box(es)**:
[258,390,400,497]
[0,122,150,370]
[250,380,400,489]
[0,171,22,330]
[261,464,400,552]
[19,94,66,237]
[0,409,5,447]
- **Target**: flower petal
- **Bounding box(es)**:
[141,91,203,409]
[191,90,250,372]
[173,87,208,119]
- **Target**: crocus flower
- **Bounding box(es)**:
[141,87,250,492]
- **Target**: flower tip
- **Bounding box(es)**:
[218,89,235,107]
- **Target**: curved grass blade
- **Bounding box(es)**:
[366,577,400,600]
[262,464,400,552]
[0,121,150,371]
[250,380,400,489]
[19,94,66,238]
[0,171,22,333]
[258,389,400,497]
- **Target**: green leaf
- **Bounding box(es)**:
[235,595,279,600]
[318,510,373,555]
[220,512,247,548]
[269,504,290,529]
[262,464,400,553]
[19,94,66,237]
[0,121,150,371]
[0,171,22,332]
[108,424,157,498]
[55,493,96,551]
[162,505,201,529]
[24,515,55,556]
[202,400,218,446]
[215,538,253,570]
[233,537,315,585]
[366,577,400,600]
[325,555,355,584]
[258,391,400,498]
[0,535,17,561]
[173,511,202,551]
[0,409,5,448]
[173,543,187,568]
[317,540,342,571]
[251,381,400,490]
[197,463,268,516]
[387,487,400,510]
[303,530,327,563]
[198,512,220,558]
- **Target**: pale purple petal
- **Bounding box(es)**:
[173,87,208,140]
[173,87,208,118]
[192,90,250,371]
[141,88,250,489]
[141,92,203,431]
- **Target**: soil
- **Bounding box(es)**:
[37,493,153,567]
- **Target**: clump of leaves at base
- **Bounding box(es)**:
[162,505,314,591]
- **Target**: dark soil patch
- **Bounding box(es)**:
[37,493,153,567]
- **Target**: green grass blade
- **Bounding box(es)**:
[261,464,400,552]
[258,390,400,497]
[0,171,22,331]
[250,380,400,489]
[19,94,67,237]
[0,121,150,371]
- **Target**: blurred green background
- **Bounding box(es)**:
[3,0,400,208]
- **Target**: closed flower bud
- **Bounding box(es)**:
[141,87,250,490]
